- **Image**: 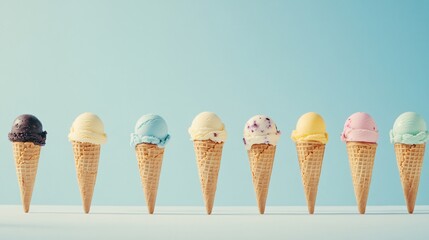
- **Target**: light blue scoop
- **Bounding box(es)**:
[131,114,170,148]
[390,112,429,144]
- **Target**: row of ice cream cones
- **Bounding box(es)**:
[195,112,428,215]
[6,111,428,215]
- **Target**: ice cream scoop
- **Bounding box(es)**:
[68,112,107,144]
[8,114,47,146]
[390,112,429,144]
[130,114,170,148]
[291,112,328,144]
[243,115,281,150]
[188,112,227,143]
[341,112,378,143]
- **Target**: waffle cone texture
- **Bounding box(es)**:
[247,144,276,214]
[72,141,101,214]
[193,140,224,215]
[346,142,377,214]
[394,143,425,214]
[135,143,165,214]
[296,141,325,214]
[13,142,41,213]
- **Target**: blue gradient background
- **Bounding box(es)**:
[0,1,428,208]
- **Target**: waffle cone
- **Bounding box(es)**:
[346,142,377,214]
[296,141,325,214]
[193,140,224,215]
[247,144,276,214]
[72,141,101,214]
[394,143,425,214]
[135,143,165,214]
[13,142,41,213]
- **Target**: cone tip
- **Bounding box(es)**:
[84,206,90,214]
[407,203,415,214]
[147,204,155,214]
[23,204,30,213]
[358,205,366,214]
[205,203,213,215]
[308,205,315,214]
[258,206,265,214]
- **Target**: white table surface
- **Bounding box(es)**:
[0,205,428,240]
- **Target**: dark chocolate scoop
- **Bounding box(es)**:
[8,114,47,146]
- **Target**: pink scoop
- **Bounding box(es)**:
[341,112,378,143]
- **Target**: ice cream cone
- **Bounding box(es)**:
[12,142,41,213]
[247,144,276,214]
[346,142,377,214]
[72,141,101,214]
[394,143,425,214]
[135,143,165,214]
[193,140,223,215]
[296,141,325,214]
